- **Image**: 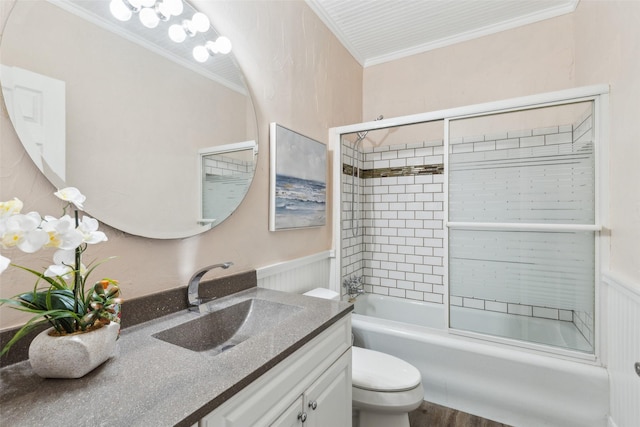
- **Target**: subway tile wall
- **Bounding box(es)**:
[204,154,253,176]
[341,138,446,303]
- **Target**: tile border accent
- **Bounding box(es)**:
[343,163,444,178]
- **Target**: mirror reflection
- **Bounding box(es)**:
[0,0,258,239]
[199,141,257,225]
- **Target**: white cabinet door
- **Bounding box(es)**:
[270,395,304,427]
[272,349,351,427]
[305,348,352,427]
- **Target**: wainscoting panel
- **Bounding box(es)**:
[603,272,640,427]
[256,251,334,294]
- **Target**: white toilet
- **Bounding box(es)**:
[303,288,424,427]
[352,346,424,427]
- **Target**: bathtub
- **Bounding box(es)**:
[351,294,609,427]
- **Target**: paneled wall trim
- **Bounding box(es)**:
[602,271,640,427]
[256,251,334,294]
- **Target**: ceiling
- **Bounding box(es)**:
[306,0,579,67]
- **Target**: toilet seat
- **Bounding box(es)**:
[352,382,424,413]
[352,346,421,392]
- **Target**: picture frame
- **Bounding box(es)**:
[269,123,327,231]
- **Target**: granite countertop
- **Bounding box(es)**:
[0,287,352,427]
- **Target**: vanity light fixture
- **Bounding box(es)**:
[192,36,232,63]
[107,0,230,65]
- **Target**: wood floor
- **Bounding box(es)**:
[409,401,511,427]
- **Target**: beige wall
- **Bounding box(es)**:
[363,13,575,119]
[0,0,362,329]
[573,0,640,282]
[362,1,640,284]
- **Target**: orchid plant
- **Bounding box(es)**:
[0,188,121,356]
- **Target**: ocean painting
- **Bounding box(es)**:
[270,124,326,230]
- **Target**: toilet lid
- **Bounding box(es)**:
[352,346,421,392]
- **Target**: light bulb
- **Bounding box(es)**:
[183,18,197,36]
[109,0,132,21]
[139,7,160,28]
[193,45,209,63]
[164,0,183,16]
[191,12,210,33]
[216,36,232,54]
[140,0,156,7]
[168,24,187,42]
[156,2,172,19]
[205,40,219,54]
[128,0,143,9]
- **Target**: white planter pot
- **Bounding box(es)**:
[28,322,120,379]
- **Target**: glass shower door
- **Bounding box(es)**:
[447,101,598,354]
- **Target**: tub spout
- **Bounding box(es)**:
[187,262,233,311]
[343,275,365,299]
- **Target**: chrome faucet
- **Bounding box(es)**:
[343,275,365,299]
[187,262,233,311]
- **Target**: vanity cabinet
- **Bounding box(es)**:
[199,315,352,427]
[271,349,351,427]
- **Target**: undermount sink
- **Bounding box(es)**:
[153,298,302,355]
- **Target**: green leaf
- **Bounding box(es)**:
[0,317,49,357]
[18,289,76,312]
[0,308,83,356]
[11,264,69,290]
[17,290,83,333]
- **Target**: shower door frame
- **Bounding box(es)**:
[445,99,605,361]
[329,84,609,362]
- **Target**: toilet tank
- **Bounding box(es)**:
[303,288,340,300]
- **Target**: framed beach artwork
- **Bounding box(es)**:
[269,123,327,231]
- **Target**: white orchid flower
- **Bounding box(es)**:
[53,248,76,266]
[44,249,85,280]
[41,215,83,250]
[78,216,108,244]
[0,254,10,274]
[54,187,86,211]
[43,262,73,279]
[0,198,23,219]
[0,212,48,253]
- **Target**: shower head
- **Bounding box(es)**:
[355,115,384,142]
[350,115,384,238]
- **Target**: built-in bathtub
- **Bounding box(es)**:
[351,293,609,427]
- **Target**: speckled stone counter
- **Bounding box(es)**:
[0,288,352,427]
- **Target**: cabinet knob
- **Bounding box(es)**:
[297,412,307,422]
[308,400,318,410]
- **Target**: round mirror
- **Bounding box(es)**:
[1,0,258,238]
